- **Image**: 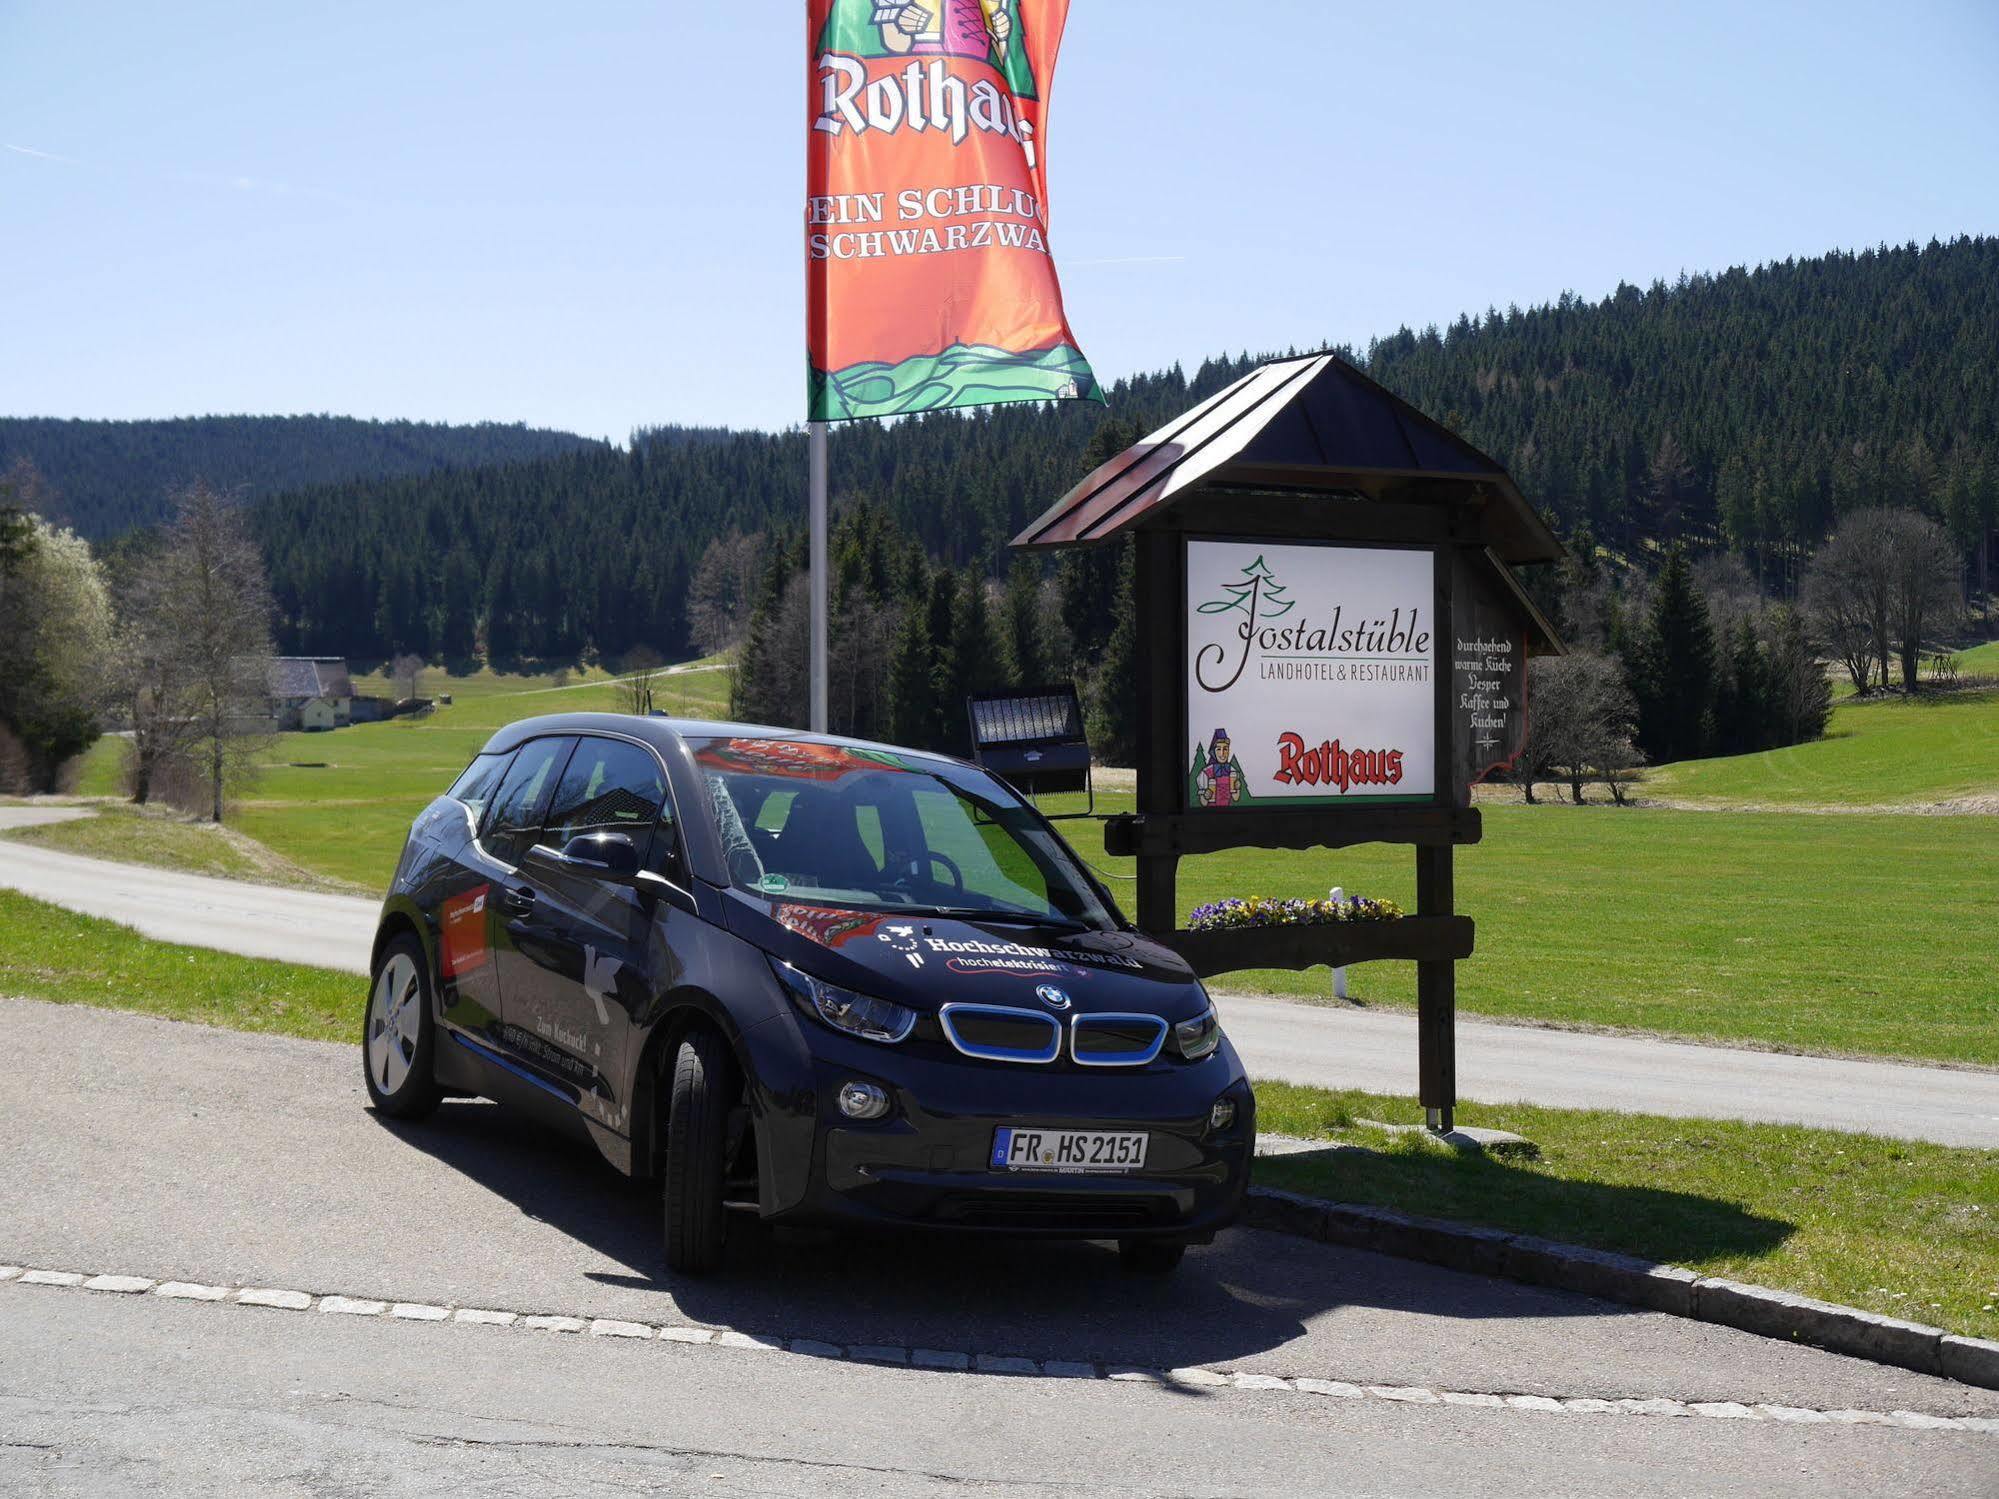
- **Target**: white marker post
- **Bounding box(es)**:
[808,420,829,733]
[1329,886,1348,1001]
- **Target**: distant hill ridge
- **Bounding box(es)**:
[10,236,1992,665]
[0,413,605,538]
[249,236,1998,664]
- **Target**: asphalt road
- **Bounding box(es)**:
[3,997,1994,1497]
[1222,992,1999,1147]
[0,805,376,972]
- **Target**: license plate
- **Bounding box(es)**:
[990,1127,1149,1174]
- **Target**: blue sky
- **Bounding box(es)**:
[4,1,1995,440]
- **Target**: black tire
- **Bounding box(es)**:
[663,1027,733,1274]
[362,934,442,1119]
[1117,1238,1186,1275]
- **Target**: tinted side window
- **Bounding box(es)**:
[481,737,575,866]
[544,738,666,862]
[447,752,511,823]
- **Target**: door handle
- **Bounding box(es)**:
[502,884,537,914]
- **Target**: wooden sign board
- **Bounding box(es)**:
[1184,539,1439,811]
[1449,550,1530,799]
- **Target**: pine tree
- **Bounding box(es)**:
[919,568,960,753]
[483,553,518,663]
[998,556,1046,688]
[731,536,800,724]
[1053,419,1140,670]
[957,573,1005,697]
[885,596,934,749]
[1716,617,1767,755]
[1086,542,1139,765]
[930,569,1005,754]
[1629,544,1717,764]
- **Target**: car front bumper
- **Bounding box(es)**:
[740,1009,1255,1240]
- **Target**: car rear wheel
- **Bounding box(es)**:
[363,935,442,1119]
[1117,1238,1186,1275]
[663,1027,733,1274]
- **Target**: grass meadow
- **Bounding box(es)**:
[1645,685,1999,807]
[0,888,359,1041]
[71,659,732,892]
[1254,1082,1999,1342]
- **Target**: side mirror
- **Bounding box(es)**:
[555,830,640,881]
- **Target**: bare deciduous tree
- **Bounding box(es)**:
[114,550,204,806]
[1692,552,1763,648]
[1804,508,1900,692]
[1804,507,1961,695]
[390,652,425,702]
[687,531,765,657]
[116,482,275,821]
[1765,605,1834,744]
[1802,543,1879,694]
[1887,512,1960,693]
[1523,652,1644,804]
[619,646,665,715]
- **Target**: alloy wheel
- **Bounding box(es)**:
[367,953,422,1095]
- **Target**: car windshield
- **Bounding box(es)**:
[690,737,1117,931]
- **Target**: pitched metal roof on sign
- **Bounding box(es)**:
[1011,354,1563,564]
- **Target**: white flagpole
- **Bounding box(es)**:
[808,419,829,732]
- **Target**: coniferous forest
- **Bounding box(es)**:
[224,237,1996,671]
[0,414,603,539]
[12,238,1995,714]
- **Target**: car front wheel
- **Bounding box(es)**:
[662,1027,733,1274]
[363,935,442,1119]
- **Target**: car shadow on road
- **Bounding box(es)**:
[375,1104,1793,1374]
[1259,1142,1796,1268]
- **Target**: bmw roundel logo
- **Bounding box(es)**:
[1035,985,1072,1010]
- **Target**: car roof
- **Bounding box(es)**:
[476,712,967,773]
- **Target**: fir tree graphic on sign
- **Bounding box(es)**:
[1191,554,1300,694]
[1196,555,1297,621]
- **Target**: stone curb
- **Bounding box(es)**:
[1243,1188,1999,1391]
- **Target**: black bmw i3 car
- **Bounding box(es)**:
[364,713,1254,1273]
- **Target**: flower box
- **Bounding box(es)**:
[1161,915,1476,978]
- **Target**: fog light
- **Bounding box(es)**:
[1209,1096,1236,1131]
[837,1080,890,1121]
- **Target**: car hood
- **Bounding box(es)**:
[723,890,1208,1021]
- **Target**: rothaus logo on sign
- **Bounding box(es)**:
[1184,542,1437,805]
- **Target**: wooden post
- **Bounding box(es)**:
[1416,844,1456,1133]
[1132,530,1183,934]
[1420,542,1458,1132]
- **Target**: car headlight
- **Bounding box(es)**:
[1174,1002,1221,1061]
[771,959,917,1044]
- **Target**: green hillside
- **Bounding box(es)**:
[1645,685,1999,807]
[69,661,731,891]
[248,237,1999,665]
[2,413,604,539]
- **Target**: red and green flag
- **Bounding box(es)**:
[806,0,1100,421]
